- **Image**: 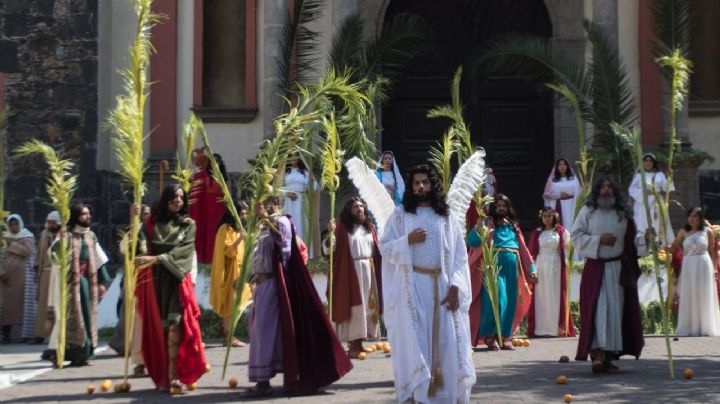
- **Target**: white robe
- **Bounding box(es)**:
[571,206,648,352]
[380,206,476,404]
[534,228,571,336]
[283,168,310,243]
[543,176,581,234]
[628,172,675,245]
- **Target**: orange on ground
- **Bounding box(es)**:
[100,379,112,392]
[563,393,573,402]
[87,384,95,394]
[357,352,367,360]
[683,368,695,379]
[187,383,197,391]
[556,375,568,384]
[229,378,238,388]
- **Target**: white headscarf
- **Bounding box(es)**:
[4,213,35,240]
[376,151,405,197]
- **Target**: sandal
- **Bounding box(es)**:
[69,360,92,367]
[591,360,604,374]
[133,364,146,376]
[486,337,500,351]
[243,381,272,398]
[500,343,515,351]
[603,361,619,374]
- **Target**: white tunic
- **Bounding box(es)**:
[380,206,475,404]
[628,172,675,245]
[571,206,648,352]
[335,225,380,341]
[283,168,309,242]
[543,176,581,235]
[534,228,570,336]
[675,230,720,336]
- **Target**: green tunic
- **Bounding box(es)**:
[139,216,196,326]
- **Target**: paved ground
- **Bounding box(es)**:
[1,335,719,403]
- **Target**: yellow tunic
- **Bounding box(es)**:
[210,224,246,318]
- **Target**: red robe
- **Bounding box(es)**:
[189,171,227,264]
[329,223,382,325]
[526,226,576,337]
[276,220,353,395]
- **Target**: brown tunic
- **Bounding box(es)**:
[2,237,35,325]
[34,229,56,337]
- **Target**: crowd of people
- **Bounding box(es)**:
[2,148,720,402]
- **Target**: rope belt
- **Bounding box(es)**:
[353,256,372,261]
[413,265,443,397]
[254,273,276,284]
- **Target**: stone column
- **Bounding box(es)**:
[262,0,289,139]
[593,0,619,49]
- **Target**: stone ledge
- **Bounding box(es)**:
[191,106,258,123]
[689,100,720,117]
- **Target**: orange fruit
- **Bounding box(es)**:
[87,384,95,394]
[228,378,238,388]
[366,346,376,353]
[683,368,695,379]
[511,338,518,346]
[357,352,367,360]
[100,379,112,392]
[375,342,383,350]
[556,375,568,384]
[563,393,573,403]
[205,364,211,373]
[523,339,531,347]
[187,383,197,391]
[170,385,183,395]
[382,345,391,354]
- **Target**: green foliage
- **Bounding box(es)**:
[650,0,691,60]
[198,309,249,340]
[654,146,714,168]
[277,0,325,97]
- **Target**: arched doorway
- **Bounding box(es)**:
[381,0,554,228]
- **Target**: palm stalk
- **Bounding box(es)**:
[320,113,343,318]
[615,124,674,378]
[13,140,77,368]
[476,213,502,342]
[173,113,201,193]
[104,0,162,384]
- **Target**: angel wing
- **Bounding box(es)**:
[345,157,395,235]
[447,149,486,231]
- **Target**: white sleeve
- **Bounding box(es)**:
[570,206,601,259]
[379,210,412,268]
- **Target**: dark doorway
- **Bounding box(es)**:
[382,0,554,229]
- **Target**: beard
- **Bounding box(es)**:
[597,195,615,210]
[353,212,367,225]
[410,192,432,204]
[77,219,90,228]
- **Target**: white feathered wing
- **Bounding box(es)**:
[345,157,395,235]
[447,149,487,232]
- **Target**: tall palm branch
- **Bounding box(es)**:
[13,140,77,369]
[173,113,200,193]
[277,0,325,99]
[104,0,162,384]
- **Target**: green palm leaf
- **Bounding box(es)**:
[277,0,325,97]
[328,13,365,76]
[650,0,691,57]
[361,13,428,82]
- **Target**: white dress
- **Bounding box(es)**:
[544,177,581,234]
[628,172,675,245]
[675,230,720,337]
[283,168,309,242]
[534,228,570,336]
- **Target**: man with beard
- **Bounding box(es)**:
[43,203,110,366]
[572,175,651,374]
[326,196,382,358]
[467,194,536,351]
[34,211,61,344]
[379,165,475,404]
[245,196,351,397]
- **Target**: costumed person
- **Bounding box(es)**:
[134,184,207,392]
[1,214,36,343]
[465,167,497,234]
[379,164,475,403]
[375,151,405,205]
[527,207,575,337]
[42,203,110,366]
[572,175,650,374]
[467,194,536,350]
[245,196,352,397]
[210,201,248,348]
[326,196,382,358]
[672,207,720,336]
[188,148,228,264]
[283,157,311,245]
[543,158,581,235]
[33,211,61,344]
[628,152,675,246]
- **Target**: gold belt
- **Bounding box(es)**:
[353,256,372,261]
[413,266,443,397]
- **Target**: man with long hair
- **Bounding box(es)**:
[572,175,651,374]
[467,194,537,350]
[42,203,110,366]
[379,164,475,403]
[326,196,382,358]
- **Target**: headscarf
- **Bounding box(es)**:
[4,213,35,240]
[543,159,579,207]
[376,151,405,198]
[46,211,61,226]
[640,152,659,172]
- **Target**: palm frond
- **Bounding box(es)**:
[650,0,691,57]
[328,13,366,76]
[0,110,9,229]
[656,50,693,113]
[427,67,473,162]
[277,0,325,97]
[362,13,428,82]
[428,131,457,194]
[173,113,200,193]
[319,113,343,194]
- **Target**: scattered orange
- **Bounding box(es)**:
[357,352,367,360]
[382,345,391,354]
[100,379,112,392]
[187,383,197,391]
[376,342,383,350]
[205,364,212,373]
[366,346,376,353]
[170,385,183,395]
[523,339,531,347]
[563,393,573,403]
[683,368,695,379]
[556,375,568,384]
[87,384,95,394]
[511,338,519,346]
[228,378,238,388]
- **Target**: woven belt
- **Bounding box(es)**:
[413,266,443,397]
[255,273,276,284]
[353,256,372,261]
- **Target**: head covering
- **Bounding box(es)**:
[376,151,405,198]
[46,211,61,222]
[484,167,497,196]
[543,159,579,206]
[641,152,658,172]
[4,213,35,239]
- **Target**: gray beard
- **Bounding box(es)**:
[597,195,615,210]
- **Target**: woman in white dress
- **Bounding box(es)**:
[628,153,675,246]
[543,158,581,234]
[375,151,404,205]
[527,208,575,337]
[673,207,720,337]
[283,158,310,243]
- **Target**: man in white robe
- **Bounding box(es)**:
[572,175,650,374]
[380,165,476,403]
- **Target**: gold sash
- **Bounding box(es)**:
[413,265,443,397]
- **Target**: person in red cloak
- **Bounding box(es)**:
[245,196,352,397]
[188,148,228,264]
[527,207,575,337]
[133,184,208,393]
[327,197,383,358]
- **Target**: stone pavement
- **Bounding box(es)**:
[1,336,719,403]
